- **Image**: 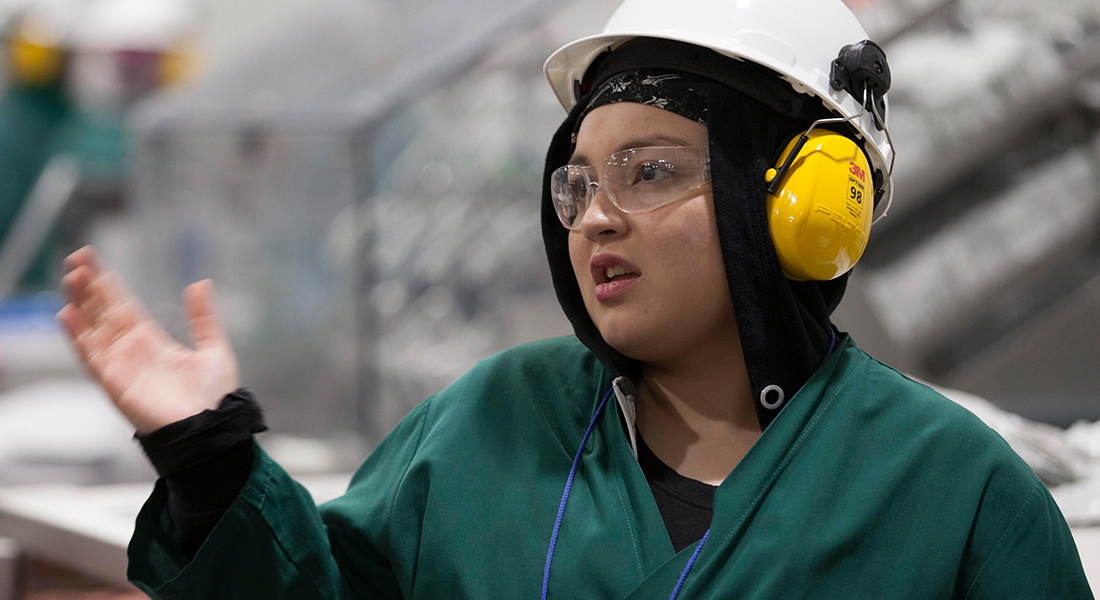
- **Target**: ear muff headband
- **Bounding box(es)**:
[765,130,873,281]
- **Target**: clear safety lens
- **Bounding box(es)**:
[550,146,710,229]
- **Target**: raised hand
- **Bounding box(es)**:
[56,246,241,435]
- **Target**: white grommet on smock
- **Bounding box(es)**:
[760,384,785,409]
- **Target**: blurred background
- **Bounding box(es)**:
[0,0,1098,594]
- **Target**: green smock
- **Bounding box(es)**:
[0,84,127,291]
[0,85,72,290]
[127,334,1092,599]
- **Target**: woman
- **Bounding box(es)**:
[56,0,1090,598]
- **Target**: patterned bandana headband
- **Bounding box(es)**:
[571,70,710,145]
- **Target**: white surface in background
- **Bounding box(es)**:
[1075,528,1100,591]
[1055,477,1100,528]
[0,482,153,549]
[0,472,352,549]
[0,330,80,375]
[1068,419,1100,461]
[1053,416,1100,528]
[0,380,152,484]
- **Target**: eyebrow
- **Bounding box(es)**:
[568,134,696,166]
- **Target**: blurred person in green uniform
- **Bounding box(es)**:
[0,2,76,291]
[55,0,1093,598]
[0,0,194,295]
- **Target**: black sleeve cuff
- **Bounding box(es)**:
[136,388,269,557]
[137,389,268,478]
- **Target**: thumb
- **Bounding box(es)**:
[184,279,230,351]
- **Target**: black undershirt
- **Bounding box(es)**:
[635,433,717,553]
[140,390,716,558]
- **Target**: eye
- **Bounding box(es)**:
[568,173,588,197]
[635,161,675,183]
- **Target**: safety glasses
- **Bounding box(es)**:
[550,146,711,230]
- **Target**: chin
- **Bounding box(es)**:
[580,287,653,358]
[591,311,667,363]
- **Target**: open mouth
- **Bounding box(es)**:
[590,254,642,301]
[600,264,640,284]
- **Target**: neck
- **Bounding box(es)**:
[635,334,760,486]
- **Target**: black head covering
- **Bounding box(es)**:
[573,70,709,137]
[542,43,848,430]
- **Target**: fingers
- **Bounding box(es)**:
[60,246,104,304]
[81,271,132,325]
[60,246,127,323]
[55,302,89,343]
[57,301,108,381]
[62,245,101,277]
[67,299,137,372]
[61,264,136,338]
[184,279,230,350]
[59,264,94,306]
[63,297,174,399]
[58,261,169,384]
[84,297,159,358]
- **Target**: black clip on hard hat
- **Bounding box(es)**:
[830,40,890,131]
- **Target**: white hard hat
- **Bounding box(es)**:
[544,0,895,211]
[74,0,194,51]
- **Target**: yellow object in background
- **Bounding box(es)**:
[8,26,66,87]
[766,129,874,281]
[158,37,200,88]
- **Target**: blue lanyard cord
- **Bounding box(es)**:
[541,387,615,600]
[668,330,833,598]
[665,330,832,599]
[669,528,709,600]
[541,330,836,600]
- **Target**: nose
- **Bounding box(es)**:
[578,181,629,240]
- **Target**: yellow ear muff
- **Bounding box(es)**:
[764,129,873,281]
